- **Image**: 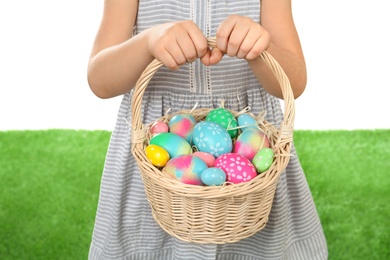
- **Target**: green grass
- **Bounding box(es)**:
[294,130,390,260]
[0,130,111,260]
[0,129,389,259]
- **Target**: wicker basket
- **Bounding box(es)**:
[131,37,295,244]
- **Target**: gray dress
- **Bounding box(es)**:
[89,1,328,259]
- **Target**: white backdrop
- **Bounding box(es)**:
[0,0,389,131]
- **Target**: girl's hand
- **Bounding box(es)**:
[146,21,210,70]
[209,15,271,64]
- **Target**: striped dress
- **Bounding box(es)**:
[89,1,328,259]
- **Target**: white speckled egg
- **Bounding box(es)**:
[252,148,274,173]
[192,121,233,158]
[214,153,257,184]
[206,107,239,138]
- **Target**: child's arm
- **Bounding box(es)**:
[87,0,209,99]
[212,0,306,99]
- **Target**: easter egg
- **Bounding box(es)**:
[201,167,226,186]
[233,128,270,161]
[214,153,257,184]
[237,114,258,132]
[145,144,170,167]
[168,113,197,143]
[252,148,274,173]
[150,132,192,158]
[150,121,169,136]
[192,151,215,167]
[192,121,233,158]
[163,155,208,185]
[206,107,239,138]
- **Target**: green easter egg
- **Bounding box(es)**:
[252,148,274,173]
[206,108,238,138]
[150,132,192,158]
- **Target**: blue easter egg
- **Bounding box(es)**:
[192,121,233,158]
[237,114,258,132]
[201,167,227,186]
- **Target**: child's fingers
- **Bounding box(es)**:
[187,29,209,59]
[176,34,198,63]
[216,15,272,61]
[226,26,249,58]
[216,16,238,53]
[200,47,223,66]
[146,21,208,69]
[208,48,224,65]
[157,49,181,70]
[200,48,211,66]
[227,17,265,58]
[245,32,270,60]
[233,29,258,59]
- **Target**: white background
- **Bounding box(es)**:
[0,0,389,131]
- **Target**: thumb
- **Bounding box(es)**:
[200,48,212,66]
[208,47,224,65]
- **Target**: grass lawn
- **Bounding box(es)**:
[0,129,389,259]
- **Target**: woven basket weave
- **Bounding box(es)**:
[131,37,295,244]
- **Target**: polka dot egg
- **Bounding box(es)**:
[214,153,257,184]
[206,108,238,138]
[252,148,274,173]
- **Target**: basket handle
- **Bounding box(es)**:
[131,37,295,148]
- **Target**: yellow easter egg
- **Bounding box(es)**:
[145,144,170,167]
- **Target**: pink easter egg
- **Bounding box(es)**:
[214,153,257,184]
[150,121,169,135]
[233,128,270,161]
[168,113,197,144]
[163,155,208,185]
[193,151,215,167]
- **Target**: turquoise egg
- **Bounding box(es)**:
[150,132,192,158]
[192,121,232,158]
[201,167,226,186]
[237,114,258,132]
